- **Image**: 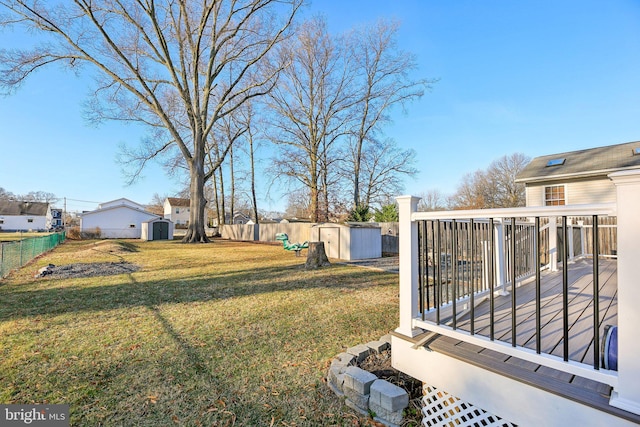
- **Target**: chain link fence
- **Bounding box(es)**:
[0,232,66,278]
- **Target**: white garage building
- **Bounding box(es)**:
[81,198,172,239]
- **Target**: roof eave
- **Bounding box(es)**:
[516,165,640,184]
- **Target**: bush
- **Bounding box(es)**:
[374,204,399,222]
[347,204,373,222]
[66,226,81,240]
[80,227,102,239]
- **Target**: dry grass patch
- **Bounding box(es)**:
[0,239,399,426]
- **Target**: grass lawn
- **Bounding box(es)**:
[0,231,55,241]
[0,239,400,426]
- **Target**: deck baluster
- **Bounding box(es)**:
[562,216,570,361]
[592,215,600,369]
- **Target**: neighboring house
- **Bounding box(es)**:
[163,197,194,226]
[0,200,51,231]
[80,198,161,239]
[51,208,63,228]
[210,211,252,227]
[516,140,640,206]
[230,212,251,225]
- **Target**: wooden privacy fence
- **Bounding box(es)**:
[220,222,400,254]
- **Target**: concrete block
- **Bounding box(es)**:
[332,352,356,368]
[346,344,372,363]
[370,401,404,426]
[380,334,392,345]
[344,388,370,412]
[343,366,377,395]
[327,365,346,395]
[366,340,390,353]
[370,379,409,412]
[345,396,369,415]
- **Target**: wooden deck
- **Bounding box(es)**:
[404,258,640,423]
[424,258,618,366]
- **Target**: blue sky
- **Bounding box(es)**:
[1,1,639,213]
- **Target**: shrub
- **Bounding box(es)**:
[80,227,102,239]
[347,204,373,222]
[66,226,81,240]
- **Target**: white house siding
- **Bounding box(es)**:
[163,199,191,225]
[0,215,47,231]
[99,198,146,210]
[81,207,159,238]
[526,177,616,207]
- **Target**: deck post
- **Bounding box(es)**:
[396,195,421,337]
[609,170,640,415]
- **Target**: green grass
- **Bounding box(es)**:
[0,239,399,426]
[0,231,55,241]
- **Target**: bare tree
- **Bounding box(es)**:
[237,102,262,223]
[0,188,14,200]
[417,189,447,211]
[355,137,417,208]
[19,191,59,204]
[146,192,167,216]
[450,153,530,209]
[284,188,310,219]
[487,153,530,207]
[0,0,302,242]
[266,16,355,222]
[346,19,433,208]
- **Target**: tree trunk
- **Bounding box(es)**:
[183,157,210,243]
[218,167,226,225]
[230,144,235,224]
[305,242,330,269]
[249,135,259,223]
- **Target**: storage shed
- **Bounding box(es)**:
[141,218,174,241]
[311,223,381,260]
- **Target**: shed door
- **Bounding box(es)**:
[153,222,168,240]
[319,227,340,259]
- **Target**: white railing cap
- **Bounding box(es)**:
[412,203,617,221]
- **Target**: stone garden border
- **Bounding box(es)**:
[327,334,409,427]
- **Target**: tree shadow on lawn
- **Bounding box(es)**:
[0,264,398,322]
[1,263,396,425]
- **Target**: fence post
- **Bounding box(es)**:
[608,170,640,415]
[396,195,421,337]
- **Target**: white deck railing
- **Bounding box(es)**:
[395,170,640,416]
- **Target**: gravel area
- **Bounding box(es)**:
[38,262,140,279]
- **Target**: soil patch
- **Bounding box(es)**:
[77,241,139,257]
[41,262,140,279]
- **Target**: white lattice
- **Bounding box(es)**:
[422,384,516,427]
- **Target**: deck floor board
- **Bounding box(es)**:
[423,258,618,367]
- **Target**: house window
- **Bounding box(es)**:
[27,218,34,223]
[176,208,179,214]
[545,185,565,206]
[0,219,3,224]
[129,224,136,228]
